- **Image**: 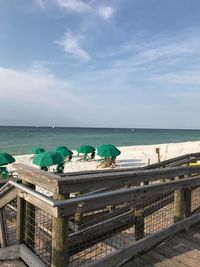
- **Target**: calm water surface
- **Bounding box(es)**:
[0,126,200,155]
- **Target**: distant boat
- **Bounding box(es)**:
[131,128,135,132]
[52,126,55,129]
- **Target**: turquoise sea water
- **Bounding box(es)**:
[0,126,200,155]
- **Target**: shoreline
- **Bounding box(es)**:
[8,140,200,173]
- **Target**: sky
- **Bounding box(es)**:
[0,0,200,129]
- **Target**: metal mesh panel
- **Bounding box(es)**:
[144,192,174,236]
[67,190,175,267]
[2,198,17,246]
[68,203,135,267]
[191,186,200,213]
[23,203,52,266]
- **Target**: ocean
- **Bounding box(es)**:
[0,126,200,155]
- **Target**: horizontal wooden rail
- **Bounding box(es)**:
[14,163,61,193]
[0,187,17,209]
[143,152,200,169]
[56,175,200,217]
[57,166,200,194]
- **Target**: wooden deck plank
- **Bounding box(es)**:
[129,224,200,267]
[0,260,27,267]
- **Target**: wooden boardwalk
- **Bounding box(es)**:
[0,260,27,267]
[130,223,200,267]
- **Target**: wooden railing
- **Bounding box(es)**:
[1,153,200,267]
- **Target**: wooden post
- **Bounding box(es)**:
[135,207,144,241]
[156,148,161,163]
[140,181,149,186]
[23,182,35,251]
[51,190,69,267]
[16,195,24,244]
[184,188,191,218]
[75,210,82,226]
[0,209,7,248]
[74,192,83,226]
[173,176,184,223]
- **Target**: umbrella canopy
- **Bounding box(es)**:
[55,146,68,151]
[32,147,45,154]
[57,148,73,157]
[32,151,64,167]
[0,152,15,166]
[97,145,121,158]
[97,144,117,155]
[77,145,95,154]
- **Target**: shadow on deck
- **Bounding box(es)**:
[128,223,200,267]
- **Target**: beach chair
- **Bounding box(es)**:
[0,167,10,180]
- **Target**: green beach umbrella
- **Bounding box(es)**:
[32,147,45,154]
[57,148,73,157]
[77,145,95,154]
[0,152,15,166]
[32,151,64,167]
[55,146,68,151]
[97,145,121,158]
[97,144,117,155]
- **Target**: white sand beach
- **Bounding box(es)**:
[9,140,200,173]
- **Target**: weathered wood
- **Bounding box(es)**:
[129,225,200,267]
[0,244,20,260]
[135,207,144,241]
[18,191,57,217]
[143,152,200,169]
[87,212,200,267]
[14,163,60,193]
[0,183,15,197]
[20,244,46,267]
[174,190,184,222]
[57,175,200,217]
[69,211,135,256]
[156,147,161,163]
[74,192,83,226]
[58,166,200,194]
[79,205,131,230]
[174,176,184,222]
[0,188,17,208]
[51,190,69,267]
[16,196,24,244]
[184,188,191,218]
[23,181,35,251]
[0,209,7,248]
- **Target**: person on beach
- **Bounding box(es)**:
[91,151,95,160]
[56,162,65,173]
[41,166,48,171]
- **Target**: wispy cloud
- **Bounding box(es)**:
[55,0,114,20]
[98,6,114,20]
[151,70,200,86]
[55,0,90,13]
[55,31,90,61]
[0,65,91,126]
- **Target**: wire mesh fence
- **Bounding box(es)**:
[2,198,17,247]
[67,189,176,267]
[191,186,200,213]
[23,203,52,266]
[1,176,200,267]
